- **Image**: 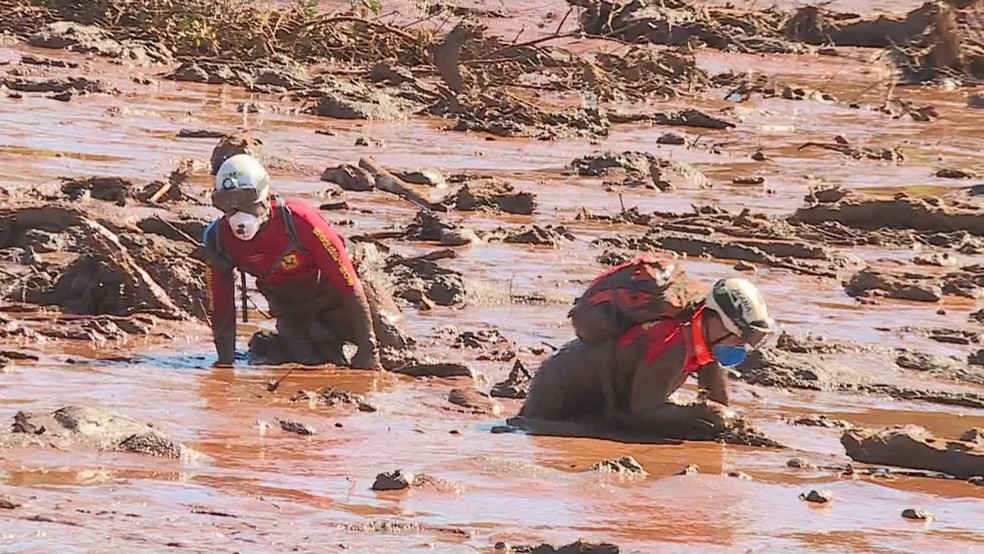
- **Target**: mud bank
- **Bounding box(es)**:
[736,334,984,409]
[0,405,193,459]
[842,425,984,480]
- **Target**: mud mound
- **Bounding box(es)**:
[793,190,984,236]
[890,3,984,83]
[210,133,263,175]
[402,211,480,247]
[568,151,706,190]
[842,425,984,479]
[28,21,172,65]
[0,204,207,323]
[738,347,984,410]
[166,57,310,91]
[844,268,944,302]
[0,405,192,459]
[571,0,946,56]
[428,90,609,140]
[444,177,537,216]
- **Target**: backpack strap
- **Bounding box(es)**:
[202,219,238,272]
[276,196,309,255]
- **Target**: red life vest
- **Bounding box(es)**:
[617,306,714,374]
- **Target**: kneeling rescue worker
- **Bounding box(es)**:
[519,254,777,431]
[201,153,381,369]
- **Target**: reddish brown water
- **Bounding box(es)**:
[2,2,984,552]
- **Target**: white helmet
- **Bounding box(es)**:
[705,277,776,347]
[214,153,270,203]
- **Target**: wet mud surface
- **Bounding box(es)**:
[1,0,984,552]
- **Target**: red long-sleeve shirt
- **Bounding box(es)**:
[203,198,359,362]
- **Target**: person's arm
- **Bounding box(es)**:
[697,362,730,406]
[202,224,237,365]
[291,204,380,369]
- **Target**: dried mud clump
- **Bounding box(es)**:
[842,424,984,479]
[511,540,621,554]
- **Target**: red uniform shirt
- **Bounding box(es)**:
[616,307,714,375]
[205,198,359,336]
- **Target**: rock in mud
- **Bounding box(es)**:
[567,151,705,190]
[447,388,494,414]
[935,168,979,179]
[277,418,315,436]
[402,210,480,247]
[490,359,533,399]
[902,508,934,521]
[784,414,854,429]
[843,269,943,302]
[511,540,620,554]
[392,362,473,379]
[842,425,984,479]
[800,490,833,504]
[0,494,22,509]
[969,93,984,109]
[1,405,190,459]
[657,132,686,145]
[372,470,416,491]
[588,456,647,477]
[446,177,537,215]
[652,109,735,130]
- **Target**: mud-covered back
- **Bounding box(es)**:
[570,254,705,342]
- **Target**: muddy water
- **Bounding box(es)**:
[2,11,984,554]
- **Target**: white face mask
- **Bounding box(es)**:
[228,211,262,241]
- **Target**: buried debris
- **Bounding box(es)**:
[402,210,481,247]
[290,387,377,412]
[676,464,700,476]
[490,359,533,399]
[392,362,473,379]
[797,137,904,162]
[511,540,621,554]
[447,388,495,415]
[843,268,943,303]
[277,418,316,436]
[841,425,984,479]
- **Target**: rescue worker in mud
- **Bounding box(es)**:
[201,153,381,369]
[517,277,777,434]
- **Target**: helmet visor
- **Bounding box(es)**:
[212,188,263,215]
[740,317,778,348]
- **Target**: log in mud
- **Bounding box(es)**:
[0,0,983,551]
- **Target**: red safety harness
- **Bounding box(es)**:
[616,306,715,375]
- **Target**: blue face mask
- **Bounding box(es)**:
[713,344,748,367]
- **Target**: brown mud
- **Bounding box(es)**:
[1,0,984,552]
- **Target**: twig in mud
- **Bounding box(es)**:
[482,31,581,60]
[266,367,294,393]
[541,341,558,352]
[150,215,198,245]
[618,193,627,217]
[554,7,574,36]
